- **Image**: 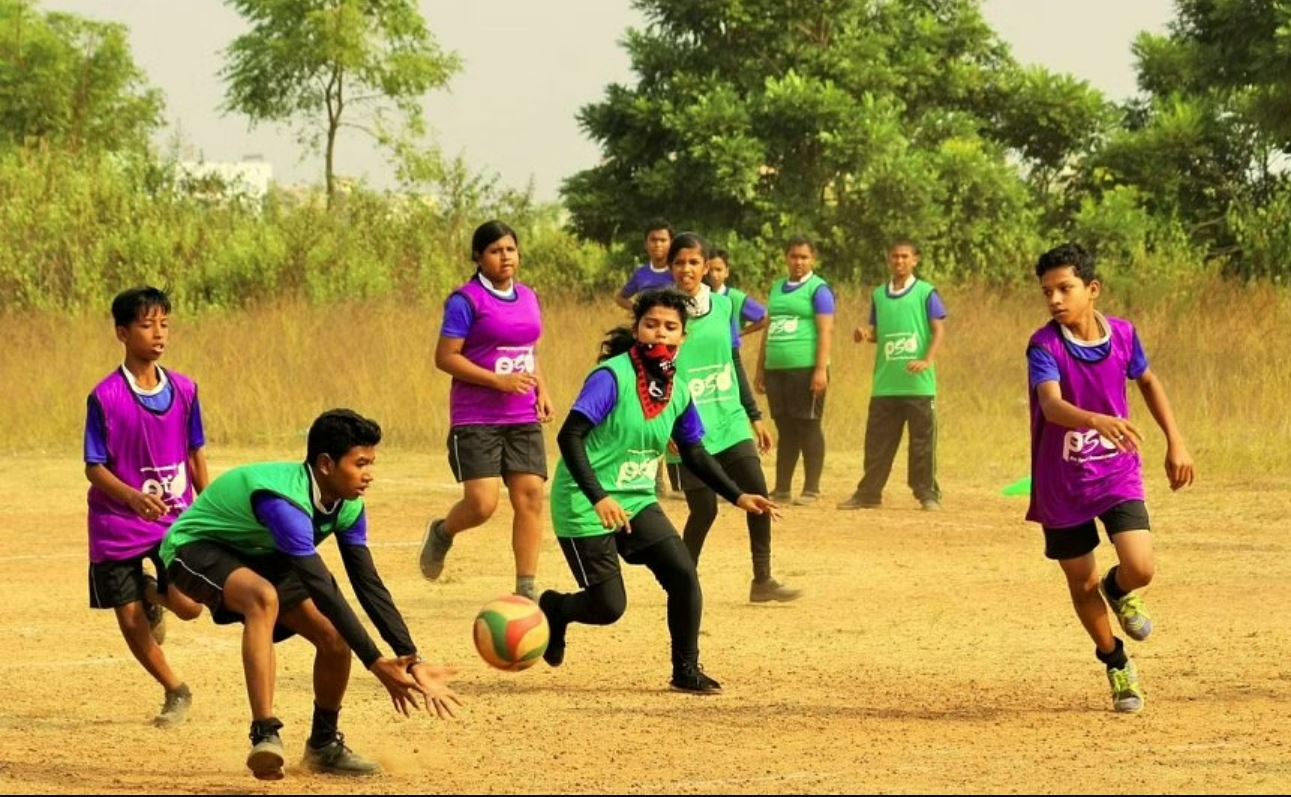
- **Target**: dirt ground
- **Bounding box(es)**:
[1,448,1288,794]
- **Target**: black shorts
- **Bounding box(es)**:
[1042,501,1151,561]
[89,545,167,609]
[557,504,679,588]
[448,423,548,482]
[674,438,759,491]
[764,368,825,420]
[166,541,308,640]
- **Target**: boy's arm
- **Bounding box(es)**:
[1035,381,1144,454]
[1136,370,1196,490]
[336,520,418,658]
[187,448,210,494]
[86,464,168,519]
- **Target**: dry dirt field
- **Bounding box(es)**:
[1,448,1287,794]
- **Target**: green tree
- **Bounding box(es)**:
[221,0,460,205]
[0,0,163,152]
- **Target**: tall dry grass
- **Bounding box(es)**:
[3,278,1287,485]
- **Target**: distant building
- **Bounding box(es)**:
[176,159,273,204]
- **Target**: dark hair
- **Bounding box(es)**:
[889,239,921,256]
[306,409,382,467]
[111,287,171,328]
[708,248,731,266]
[644,219,674,239]
[667,231,707,264]
[785,235,816,254]
[1036,243,1097,284]
[471,220,519,261]
[597,288,691,361]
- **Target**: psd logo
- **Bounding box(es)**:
[615,450,662,489]
[1062,429,1119,464]
[768,316,800,337]
[687,363,734,403]
[493,346,535,374]
[883,333,920,360]
[140,463,189,510]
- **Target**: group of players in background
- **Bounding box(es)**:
[82,219,1194,780]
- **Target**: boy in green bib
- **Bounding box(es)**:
[161,410,461,780]
[539,290,779,694]
[839,241,947,511]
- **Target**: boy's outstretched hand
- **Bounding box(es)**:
[406,659,463,720]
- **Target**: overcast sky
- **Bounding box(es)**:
[41,0,1175,200]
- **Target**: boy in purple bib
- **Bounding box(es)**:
[419,221,553,599]
[1027,244,1195,714]
[84,287,208,727]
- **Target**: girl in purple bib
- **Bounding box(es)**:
[1028,244,1195,714]
[419,221,553,600]
[84,287,208,727]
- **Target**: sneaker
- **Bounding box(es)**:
[769,490,792,502]
[153,684,192,728]
[1106,659,1145,713]
[670,662,723,695]
[836,494,880,510]
[749,578,803,603]
[792,492,821,506]
[538,591,566,667]
[418,518,452,581]
[303,733,381,776]
[1102,584,1153,641]
[920,499,942,512]
[143,574,166,645]
[247,728,285,781]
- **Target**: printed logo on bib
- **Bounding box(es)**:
[493,346,535,375]
[687,363,734,403]
[140,463,190,509]
[1062,429,1119,464]
[768,316,800,337]
[616,449,662,489]
[883,332,920,361]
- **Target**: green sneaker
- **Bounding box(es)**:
[303,733,381,776]
[1106,659,1144,713]
[418,518,452,581]
[1103,585,1153,641]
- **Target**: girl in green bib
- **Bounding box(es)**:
[755,236,836,505]
[666,233,801,603]
[539,289,779,694]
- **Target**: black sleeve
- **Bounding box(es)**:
[556,410,608,505]
[676,440,744,505]
[731,348,762,421]
[338,543,417,658]
[286,554,383,669]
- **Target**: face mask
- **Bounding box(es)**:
[629,341,679,418]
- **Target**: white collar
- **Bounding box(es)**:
[476,272,516,298]
[889,274,917,294]
[716,284,730,296]
[686,283,713,316]
[1060,311,1111,347]
[647,262,670,274]
[120,364,167,397]
[307,465,341,515]
[786,271,815,287]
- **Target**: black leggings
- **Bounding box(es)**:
[547,519,701,664]
[681,442,772,581]
[773,417,825,495]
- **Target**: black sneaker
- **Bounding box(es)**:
[749,578,803,603]
[792,491,821,506]
[670,663,723,695]
[247,720,285,781]
[769,490,792,502]
[538,591,566,667]
[303,732,381,776]
[836,493,880,510]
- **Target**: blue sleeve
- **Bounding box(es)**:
[730,309,742,350]
[619,269,643,298]
[440,293,475,340]
[570,369,619,426]
[1028,346,1061,389]
[1127,330,1150,380]
[928,290,948,320]
[741,297,767,324]
[813,284,836,315]
[336,508,368,547]
[84,396,109,465]
[670,403,706,446]
[252,494,319,558]
[188,393,206,451]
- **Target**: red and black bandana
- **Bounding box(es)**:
[629,342,678,419]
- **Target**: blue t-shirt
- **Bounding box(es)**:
[571,368,706,445]
[440,277,519,339]
[1028,327,1150,389]
[619,264,675,299]
[868,281,948,326]
[84,380,206,465]
[251,493,369,557]
[780,279,837,315]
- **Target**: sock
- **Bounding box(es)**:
[515,576,536,601]
[1095,638,1128,671]
[1103,566,1129,602]
[308,704,340,749]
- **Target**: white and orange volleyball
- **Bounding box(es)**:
[472,595,549,671]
